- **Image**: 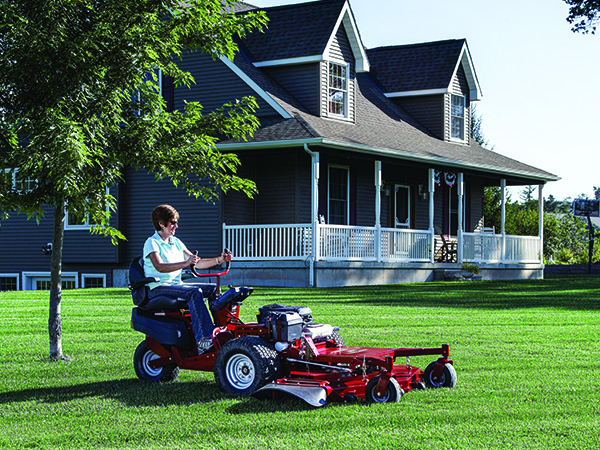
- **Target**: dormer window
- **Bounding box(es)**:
[451,94,466,140]
[328,62,348,117]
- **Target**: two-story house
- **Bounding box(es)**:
[0,0,558,290]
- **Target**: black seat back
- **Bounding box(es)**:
[129,256,152,307]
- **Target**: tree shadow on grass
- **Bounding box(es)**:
[0,378,228,408]
[0,378,319,412]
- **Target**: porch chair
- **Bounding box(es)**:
[435,234,457,263]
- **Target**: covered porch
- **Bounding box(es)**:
[221,157,545,287]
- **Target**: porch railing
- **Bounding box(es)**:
[224,223,541,264]
[462,232,541,264]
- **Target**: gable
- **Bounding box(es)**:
[246,0,369,72]
[367,40,481,100]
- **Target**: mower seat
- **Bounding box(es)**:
[128,256,187,310]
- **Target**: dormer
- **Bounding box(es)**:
[241,0,369,121]
[367,39,482,143]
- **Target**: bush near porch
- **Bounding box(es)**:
[1,276,598,449]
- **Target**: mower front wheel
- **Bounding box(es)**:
[214,336,281,396]
[133,341,179,383]
[423,360,457,388]
[365,376,403,403]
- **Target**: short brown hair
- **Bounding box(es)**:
[151,204,179,231]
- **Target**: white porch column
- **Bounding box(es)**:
[457,172,464,263]
[375,161,382,262]
[304,144,319,286]
[429,168,436,263]
[538,184,544,264]
[501,179,507,263]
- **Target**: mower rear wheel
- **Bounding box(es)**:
[365,376,403,403]
[133,341,179,382]
[214,336,281,396]
[423,361,457,388]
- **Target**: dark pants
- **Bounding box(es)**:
[148,283,216,342]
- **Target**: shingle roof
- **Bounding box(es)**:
[218,1,558,182]
[367,40,466,93]
[239,0,346,62]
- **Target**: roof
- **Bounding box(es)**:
[215,1,557,183]
[368,40,482,100]
[239,0,346,62]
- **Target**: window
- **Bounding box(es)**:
[3,168,36,192]
[394,185,411,229]
[451,94,465,140]
[328,62,348,117]
[23,272,78,290]
[82,274,106,288]
[65,188,109,230]
[328,165,349,225]
[0,275,18,291]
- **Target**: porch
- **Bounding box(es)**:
[221,223,543,287]
[220,152,546,287]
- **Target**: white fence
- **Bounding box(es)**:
[224,224,541,264]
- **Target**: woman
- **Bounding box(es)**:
[143,204,232,350]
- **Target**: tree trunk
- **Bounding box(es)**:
[48,200,70,361]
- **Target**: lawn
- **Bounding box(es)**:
[1,276,599,449]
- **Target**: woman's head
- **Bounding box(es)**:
[151,204,179,231]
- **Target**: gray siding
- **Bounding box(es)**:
[120,168,222,263]
[393,95,445,139]
[223,149,312,225]
[265,64,321,115]
[175,52,278,118]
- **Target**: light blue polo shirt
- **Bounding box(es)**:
[143,231,187,289]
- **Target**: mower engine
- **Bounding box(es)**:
[257,303,335,344]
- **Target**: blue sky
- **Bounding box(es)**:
[253,0,600,201]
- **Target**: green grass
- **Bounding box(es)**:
[1,276,599,449]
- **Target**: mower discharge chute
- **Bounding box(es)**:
[129,256,456,407]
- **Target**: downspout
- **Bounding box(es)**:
[304,144,319,287]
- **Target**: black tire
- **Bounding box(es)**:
[423,361,457,388]
[133,341,179,382]
[365,376,403,403]
[214,336,281,395]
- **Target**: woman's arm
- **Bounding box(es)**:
[148,251,199,274]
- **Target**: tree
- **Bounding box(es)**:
[0,0,267,360]
[564,0,600,34]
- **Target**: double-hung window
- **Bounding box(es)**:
[451,94,465,141]
[328,62,348,117]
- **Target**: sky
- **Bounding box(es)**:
[252,0,600,202]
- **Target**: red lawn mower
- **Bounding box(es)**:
[129,256,456,407]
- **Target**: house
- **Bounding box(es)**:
[0,0,559,291]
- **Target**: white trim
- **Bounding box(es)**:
[219,56,292,119]
[385,88,449,98]
[324,2,370,72]
[82,273,107,288]
[253,55,324,67]
[22,272,78,291]
[451,43,483,101]
[0,273,20,291]
[327,61,350,119]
